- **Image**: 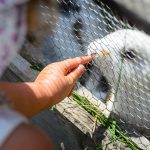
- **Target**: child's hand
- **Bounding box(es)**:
[35,56,92,105]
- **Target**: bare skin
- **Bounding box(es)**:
[1,124,55,150]
[0,56,92,150]
[0,56,92,117]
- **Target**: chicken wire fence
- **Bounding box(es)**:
[21,0,150,149]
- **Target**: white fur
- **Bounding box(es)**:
[87,29,150,135]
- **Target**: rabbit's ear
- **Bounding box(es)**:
[26,0,57,33]
[26,0,58,45]
[26,0,40,34]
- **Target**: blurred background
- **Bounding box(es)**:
[3,0,150,149]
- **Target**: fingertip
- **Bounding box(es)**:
[85,55,92,61]
[77,64,85,73]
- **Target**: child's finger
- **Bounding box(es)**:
[61,56,92,74]
[68,86,74,97]
[67,64,85,84]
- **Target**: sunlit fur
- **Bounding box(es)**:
[88,29,150,136]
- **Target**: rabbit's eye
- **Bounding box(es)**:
[121,49,136,60]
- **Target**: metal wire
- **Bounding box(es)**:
[22,0,150,149]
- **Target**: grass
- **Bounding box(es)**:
[30,61,44,71]
[29,38,142,149]
[71,92,144,150]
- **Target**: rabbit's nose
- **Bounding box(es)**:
[99,50,110,59]
[89,50,110,59]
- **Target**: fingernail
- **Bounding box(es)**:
[88,55,93,60]
[77,64,85,72]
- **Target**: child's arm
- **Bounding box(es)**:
[0,56,92,117]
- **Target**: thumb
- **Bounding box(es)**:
[67,64,85,82]
[68,86,74,97]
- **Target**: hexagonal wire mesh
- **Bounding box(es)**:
[22,0,150,149]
